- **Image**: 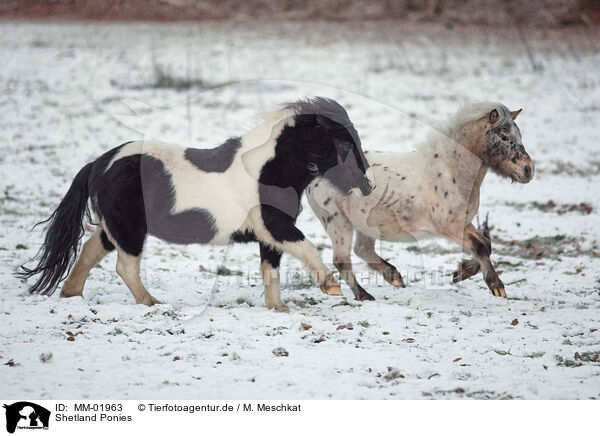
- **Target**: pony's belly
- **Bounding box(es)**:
[348,204,434,243]
[147,208,218,245]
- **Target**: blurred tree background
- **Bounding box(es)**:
[1,0,599,26]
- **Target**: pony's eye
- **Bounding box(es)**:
[343,143,353,151]
[500,133,508,141]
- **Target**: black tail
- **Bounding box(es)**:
[17,162,94,295]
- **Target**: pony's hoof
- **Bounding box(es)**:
[267,303,289,313]
[356,291,375,301]
[451,271,460,283]
[491,287,507,298]
[322,285,342,296]
[59,290,83,298]
[141,296,161,306]
[384,267,405,288]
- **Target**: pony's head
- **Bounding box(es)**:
[287,97,375,196]
[480,105,534,183]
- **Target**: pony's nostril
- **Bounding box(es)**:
[523,165,532,179]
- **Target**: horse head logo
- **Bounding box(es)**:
[3,402,50,434]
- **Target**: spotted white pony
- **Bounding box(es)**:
[307,102,533,300]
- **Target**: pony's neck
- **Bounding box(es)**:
[447,118,489,188]
[258,122,316,196]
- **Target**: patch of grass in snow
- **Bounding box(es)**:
[406,244,454,256]
[216,266,243,276]
[505,200,593,215]
[235,297,254,307]
[495,234,594,260]
[144,308,179,319]
[555,351,600,367]
[118,63,231,92]
[523,351,545,358]
[555,355,582,367]
[108,327,124,336]
[424,387,515,400]
[545,160,600,177]
[401,232,587,261]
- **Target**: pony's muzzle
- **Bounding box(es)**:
[517,158,534,183]
[351,181,374,197]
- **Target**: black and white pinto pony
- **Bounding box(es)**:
[307,103,534,300]
[18,97,375,312]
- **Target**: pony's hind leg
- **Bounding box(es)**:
[354,232,405,287]
[60,229,113,298]
[327,214,374,301]
[115,249,161,306]
[259,243,288,312]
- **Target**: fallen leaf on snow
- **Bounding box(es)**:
[272,347,289,357]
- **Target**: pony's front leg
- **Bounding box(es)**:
[446,224,505,298]
[280,238,342,296]
[259,205,340,296]
[259,243,288,312]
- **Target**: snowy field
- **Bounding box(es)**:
[1,21,599,399]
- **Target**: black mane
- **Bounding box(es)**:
[285,97,360,144]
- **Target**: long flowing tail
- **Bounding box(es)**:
[16,162,94,295]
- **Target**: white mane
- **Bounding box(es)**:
[425,101,509,147]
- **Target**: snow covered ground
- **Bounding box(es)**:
[1,21,599,399]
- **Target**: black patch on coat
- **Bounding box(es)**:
[91,153,217,255]
[100,230,115,251]
[260,242,282,268]
[258,97,369,242]
[184,137,241,173]
[230,229,256,243]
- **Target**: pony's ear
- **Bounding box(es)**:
[510,108,522,120]
[489,109,499,124]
